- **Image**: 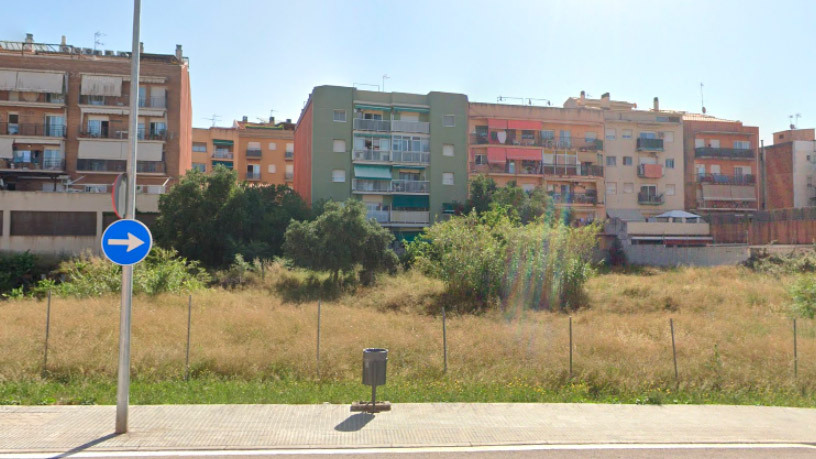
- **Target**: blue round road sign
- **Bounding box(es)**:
[101,219,153,266]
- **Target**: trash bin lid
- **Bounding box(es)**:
[363,348,388,360]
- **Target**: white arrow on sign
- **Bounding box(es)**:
[107,232,145,252]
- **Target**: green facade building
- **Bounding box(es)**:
[294,85,468,240]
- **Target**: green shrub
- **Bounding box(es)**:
[0,251,37,295]
[789,276,816,319]
[30,248,210,298]
[743,249,816,275]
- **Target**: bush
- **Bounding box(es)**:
[789,276,816,319]
[743,248,816,275]
[0,251,37,295]
[30,248,210,297]
[408,208,600,313]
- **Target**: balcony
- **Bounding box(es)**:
[0,156,65,172]
[0,92,65,105]
[696,173,756,185]
[285,151,294,160]
[78,94,128,107]
[550,193,598,205]
[581,164,604,177]
[392,150,430,164]
[636,138,664,151]
[367,209,430,226]
[138,96,167,109]
[78,127,167,141]
[353,149,391,162]
[694,147,754,159]
[351,179,430,194]
[0,122,66,137]
[76,159,166,173]
[470,132,603,151]
[352,179,392,193]
[246,171,261,180]
[246,148,262,158]
[285,172,294,180]
[391,120,430,134]
[637,164,664,178]
[392,179,429,194]
[212,149,234,160]
[638,192,664,206]
[353,118,390,132]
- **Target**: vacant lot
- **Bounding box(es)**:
[1,266,814,406]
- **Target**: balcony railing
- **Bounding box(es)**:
[78,94,128,107]
[392,179,429,194]
[391,120,430,134]
[638,192,664,205]
[245,172,261,180]
[550,193,598,205]
[392,150,430,164]
[138,96,167,109]
[366,210,430,225]
[246,148,262,158]
[76,159,166,173]
[78,127,167,141]
[285,172,294,180]
[472,162,603,178]
[0,92,65,104]
[470,133,603,151]
[636,138,664,151]
[696,173,756,185]
[0,157,65,171]
[212,150,234,160]
[352,179,392,193]
[353,149,391,162]
[285,151,294,159]
[694,147,754,159]
[353,118,390,132]
[0,122,66,137]
[581,164,604,177]
[351,179,430,194]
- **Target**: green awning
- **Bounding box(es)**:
[355,104,391,111]
[396,165,427,170]
[395,232,421,243]
[394,107,430,113]
[354,165,392,180]
[212,161,233,169]
[212,139,234,146]
[393,195,429,208]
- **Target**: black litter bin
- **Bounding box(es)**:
[362,348,387,387]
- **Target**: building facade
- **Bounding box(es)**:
[565,93,684,218]
[682,114,759,214]
[467,102,606,221]
[764,128,816,209]
[192,117,294,186]
[295,85,468,240]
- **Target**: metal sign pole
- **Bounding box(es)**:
[115,0,141,434]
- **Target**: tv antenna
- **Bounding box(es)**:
[699,82,706,114]
[789,113,801,130]
[93,31,105,52]
[203,114,221,127]
[382,74,390,92]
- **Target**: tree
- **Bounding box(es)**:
[153,166,310,267]
[467,175,497,214]
[283,200,398,285]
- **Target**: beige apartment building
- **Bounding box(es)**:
[192,117,294,187]
[565,93,684,218]
[0,34,191,254]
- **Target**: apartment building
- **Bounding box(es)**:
[294,85,468,240]
[682,114,759,214]
[565,93,684,218]
[763,128,816,209]
[467,102,606,221]
[0,34,191,254]
[192,116,294,187]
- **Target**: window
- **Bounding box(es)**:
[443,144,454,157]
[606,182,617,195]
[695,138,705,148]
[333,109,346,122]
[192,163,206,172]
[392,135,429,152]
[247,164,260,178]
[442,172,454,185]
[606,156,617,167]
[623,156,632,166]
[696,164,706,176]
[623,183,634,194]
[540,130,555,140]
[622,129,633,139]
[286,143,294,153]
[333,139,346,153]
[605,128,616,140]
[138,86,147,106]
[639,131,657,139]
[192,142,207,152]
[45,115,65,137]
[7,114,19,134]
[710,164,721,174]
[46,93,65,104]
[268,164,276,173]
[331,169,345,182]
[665,158,675,169]
[584,131,597,142]
[442,115,455,127]
[710,139,720,148]
[661,131,674,143]
[475,154,487,165]
[87,95,105,105]
[150,122,166,137]
[734,166,752,175]
[87,119,104,137]
[734,140,750,149]
[666,184,676,196]
[268,142,277,150]
[43,149,61,169]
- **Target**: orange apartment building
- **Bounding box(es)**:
[192,116,294,187]
[682,114,759,214]
[763,128,816,209]
[468,102,606,221]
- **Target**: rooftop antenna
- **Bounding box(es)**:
[93,31,105,52]
[497,96,525,104]
[203,114,221,127]
[382,74,390,92]
[699,82,706,114]
[789,113,801,130]
[527,98,552,106]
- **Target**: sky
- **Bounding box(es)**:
[3,0,815,143]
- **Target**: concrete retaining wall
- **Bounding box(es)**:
[623,244,750,267]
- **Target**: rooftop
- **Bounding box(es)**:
[0,33,185,64]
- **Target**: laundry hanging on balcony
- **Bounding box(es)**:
[354,164,392,180]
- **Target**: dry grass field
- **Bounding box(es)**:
[1,265,814,405]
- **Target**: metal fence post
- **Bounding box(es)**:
[316,299,321,379]
[42,291,52,378]
[793,318,798,378]
[670,318,679,382]
[185,294,192,381]
[442,307,448,374]
[569,316,573,378]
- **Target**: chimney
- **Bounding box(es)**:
[139,42,144,54]
[653,97,659,111]
[242,116,248,122]
[580,90,585,101]
[25,33,33,44]
[175,44,183,60]
[60,35,66,46]
[601,92,610,109]
[286,118,291,124]
[269,116,275,124]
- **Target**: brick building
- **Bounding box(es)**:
[763,128,816,209]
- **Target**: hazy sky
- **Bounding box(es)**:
[4,0,814,143]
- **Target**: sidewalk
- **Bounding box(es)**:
[1,403,815,454]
